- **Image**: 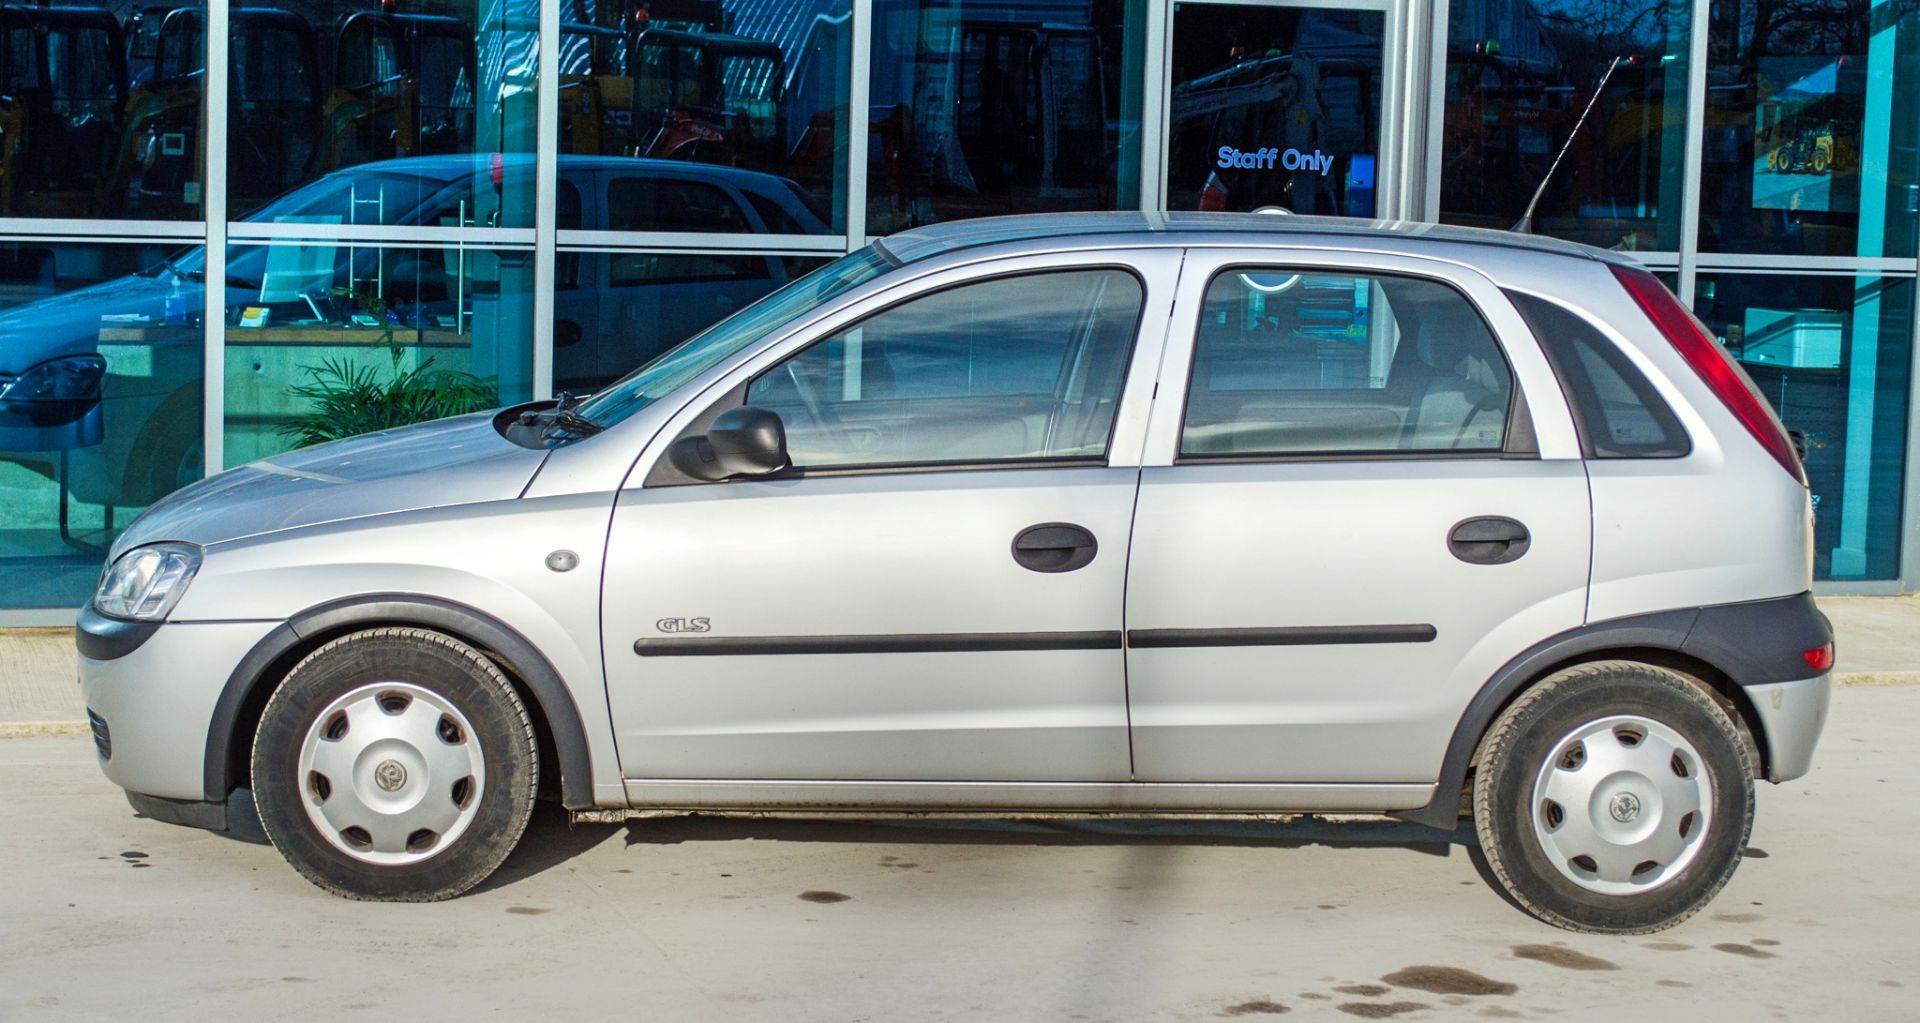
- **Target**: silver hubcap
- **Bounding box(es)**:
[1529,714,1712,895]
[296,682,485,866]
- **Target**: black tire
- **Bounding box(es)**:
[251,628,539,901]
[1471,660,1754,934]
[124,383,203,504]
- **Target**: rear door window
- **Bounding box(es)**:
[1181,268,1516,457]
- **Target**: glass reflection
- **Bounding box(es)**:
[868,0,1142,234]
[0,241,204,608]
[1699,0,1920,257]
[1166,3,1384,216]
[1442,0,1691,249]
[553,251,827,393]
[558,0,849,233]
[221,0,538,225]
[233,149,824,235]
[1693,272,1912,580]
[219,242,534,464]
[0,5,187,219]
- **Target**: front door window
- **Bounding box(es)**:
[746,269,1145,469]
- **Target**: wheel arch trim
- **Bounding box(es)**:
[1399,592,1827,830]
[202,593,597,809]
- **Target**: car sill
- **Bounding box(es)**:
[618,779,1436,814]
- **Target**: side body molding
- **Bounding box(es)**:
[203,594,598,809]
[1399,592,1831,830]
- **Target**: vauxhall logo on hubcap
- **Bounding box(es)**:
[1608,792,1642,824]
[374,760,408,793]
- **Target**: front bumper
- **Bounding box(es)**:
[79,617,282,802]
[1747,673,1832,783]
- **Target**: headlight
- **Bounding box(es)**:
[93,543,201,621]
[0,354,107,402]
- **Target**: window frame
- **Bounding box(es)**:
[1172,263,1538,464]
[653,264,1152,483]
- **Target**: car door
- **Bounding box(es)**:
[1125,247,1591,785]
[601,249,1176,784]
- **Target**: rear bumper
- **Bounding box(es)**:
[1685,591,1833,689]
[1747,673,1831,783]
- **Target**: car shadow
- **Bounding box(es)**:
[473,801,626,893]
[474,808,1478,892]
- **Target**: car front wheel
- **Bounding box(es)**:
[1470,661,1755,933]
[251,627,539,901]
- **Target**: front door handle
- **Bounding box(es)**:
[1448,516,1531,565]
[1012,522,1098,573]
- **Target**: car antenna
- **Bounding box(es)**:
[1513,55,1634,234]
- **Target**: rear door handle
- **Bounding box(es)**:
[1448,516,1531,565]
[1012,522,1098,573]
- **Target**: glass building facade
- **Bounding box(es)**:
[1,0,1915,617]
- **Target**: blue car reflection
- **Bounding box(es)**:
[0,154,827,515]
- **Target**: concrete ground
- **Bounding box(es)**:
[0,685,1913,1021]
[1815,593,1920,680]
[0,628,79,729]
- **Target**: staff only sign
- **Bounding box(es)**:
[1216,146,1334,175]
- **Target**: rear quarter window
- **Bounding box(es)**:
[1507,290,1690,459]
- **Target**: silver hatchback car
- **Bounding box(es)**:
[79,213,1832,932]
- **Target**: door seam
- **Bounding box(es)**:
[1120,466,1143,780]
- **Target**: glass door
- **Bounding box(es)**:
[1164,0,1399,217]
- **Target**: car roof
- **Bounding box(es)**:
[877,211,1636,267]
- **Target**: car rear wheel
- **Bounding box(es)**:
[251,628,538,901]
[1470,661,1754,933]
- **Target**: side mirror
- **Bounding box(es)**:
[667,405,791,482]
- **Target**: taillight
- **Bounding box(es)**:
[1610,264,1807,485]
[1803,643,1834,673]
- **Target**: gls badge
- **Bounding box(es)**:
[655,617,712,634]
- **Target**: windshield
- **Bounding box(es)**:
[571,246,896,430]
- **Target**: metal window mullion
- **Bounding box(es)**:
[1904,259,1920,591]
[1622,251,1682,270]
[228,223,535,245]
[0,232,202,245]
[1378,0,1407,219]
[236,237,534,253]
[846,0,872,249]
[557,245,839,258]
[1692,253,1920,273]
[1139,0,1170,212]
[0,219,203,239]
[1420,0,1449,221]
[1675,0,1710,304]
[202,0,229,476]
[532,0,560,401]
[553,229,846,251]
